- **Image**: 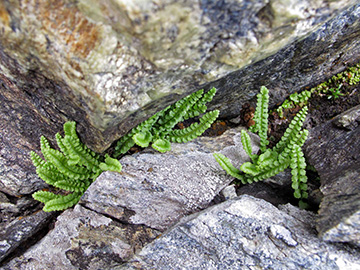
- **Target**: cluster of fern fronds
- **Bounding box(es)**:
[214,86,309,207]
[32,88,218,211]
[30,122,122,212]
[114,87,219,156]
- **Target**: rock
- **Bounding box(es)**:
[0,210,54,263]
[0,194,39,231]
[304,105,360,246]
[1,1,359,197]
[0,0,357,153]
[80,126,259,231]
[207,3,360,118]
[0,75,62,196]
[2,205,160,270]
[122,195,360,270]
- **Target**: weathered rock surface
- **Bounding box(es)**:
[1,0,355,144]
[207,3,360,118]
[1,1,359,197]
[80,126,258,231]
[121,195,360,270]
[2,118,360,269]
[304,105,360,247]
[1,1,360,267]
[2,205,160,270]
[0,209,54,263]
[0,75,56,196]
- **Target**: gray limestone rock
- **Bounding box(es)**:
[122,195,360,270]
[2,205,160,270]
[80,127,259,231]
[304,105,360,246]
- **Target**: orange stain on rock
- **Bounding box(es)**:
[0,2,10,27]
[35,0,100,58]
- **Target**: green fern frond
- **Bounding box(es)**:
[36,163,68,186]
[99,154,122,172]
[250,159,290,182]
[114,134,136,157]
[55,133,71,159]
[42,192,82,212]
[33,190,64,204]
[63,135,101,173]
[114,109,165,157]
[167,110,219,143]
[41,147,95,180]
[133,131,153,148]
[240,162,260,176]
[63,121,78,138]
[184,87,217,119]
[30,151,46,168]
[249,86,269,152]
[273,106,308,153]
[53,179,91,193]
[113,88,218,155]
[31,121,122,212]
[156,90,203,135]
[240,130,259,162]
[40,136,51,152]
[152,138,172,153]
[214,86,309,204]
[277,129,308,163]
[213,153,246,184]
[290,145,308,200]
[255,149,278,171]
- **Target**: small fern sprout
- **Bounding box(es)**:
[214,86,310,207]
[31,121,122,212]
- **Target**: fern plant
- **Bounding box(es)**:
[114,87,219,157]
[31,121,122,212]
[275,90,311,118]
[214,86,309,206]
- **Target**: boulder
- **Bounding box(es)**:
[2,118,360,268]
[2,205,160,270]
[207,3,360,118]
[304,105,360,247]
[1,1,360,196]
[0,210,54,263]
[1,0,356,151]
[80,126,259,231]
[122,195,360,270]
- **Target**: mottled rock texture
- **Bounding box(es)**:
[122,195,360,270]
[304,105,360,247]
[0,210,54,263]
[2,205,159,270]
[80,126,258,231]
[1,1,359,197]
[207,3,360,118]
[0,0,357,151]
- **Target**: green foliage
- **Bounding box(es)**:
[275,90,311,118]
[312,62,360,98]
[114,87,219,157]
[249,86,269,152]
[327,84,344,99]
[274,62,360,119]
[214,86,309,207]
[31,121,122,212]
